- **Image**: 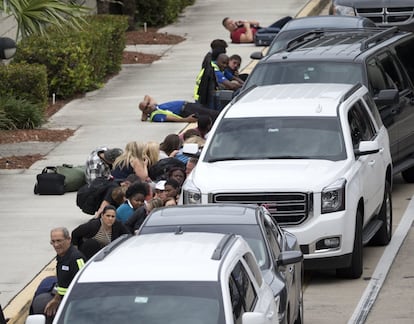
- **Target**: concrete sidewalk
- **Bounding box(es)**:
[0,0,328,322]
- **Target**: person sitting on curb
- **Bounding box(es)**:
[139,95,220,123]
[213,53,243,91]
[30,227,86,323]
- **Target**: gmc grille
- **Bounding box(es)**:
[356,7,414,24]
[210,192,312,225]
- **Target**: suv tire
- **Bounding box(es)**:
[370,181,392,245]
[336,209,363,279]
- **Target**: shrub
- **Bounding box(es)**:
[13,15,128,99]
[0,63,48,110]
[135,0,195,27]
[0,96,44,130]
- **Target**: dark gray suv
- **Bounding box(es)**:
[330,0,414,31]
[242,27,414,182]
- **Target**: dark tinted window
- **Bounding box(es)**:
[366,59,395,95]
[244,62,363,89]
[348,101,376,148]
[394,36,414,85]
[230,261,258,323]
[377,52,407,91]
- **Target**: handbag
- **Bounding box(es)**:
[56,164,86,192]
[34,166,66,195]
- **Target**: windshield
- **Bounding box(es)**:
[141,224,269,270]
[204,117,346,161]
[57,281,224,324]
[244,62,363,89]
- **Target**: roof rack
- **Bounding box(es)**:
[94,234,131,262]
[360,27,399,50]
[211,233,236,260]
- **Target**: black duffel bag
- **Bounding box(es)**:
[34,166,66,195]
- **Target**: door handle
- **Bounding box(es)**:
[368,160,376,166]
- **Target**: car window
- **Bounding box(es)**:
[204,117,346,161]
[363,94,383,128]
[377,52,408,92]
[58,281,224,324]
[243,252,263,286]
[229,261,258,324]
[394,37,414,85]
[348,101,376,148]
[366,59,395,95]
[244,62,363,89]
[263,220,282,261]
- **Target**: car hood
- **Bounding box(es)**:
[191,159,348,192]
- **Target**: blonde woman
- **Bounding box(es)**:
[145,141,160,167]
[111,141,148,181]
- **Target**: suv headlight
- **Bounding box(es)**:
[332,5,356,16]
[321,178,346,213]
[182,179,202,204]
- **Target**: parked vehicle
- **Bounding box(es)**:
[329,0,414,31]
[25,232,282,324]
[138,204,304,324]
[243,27,414,181]
[181,83,393,279]
[250,15,376,60]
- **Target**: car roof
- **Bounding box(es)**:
[266,28,410,62]
[227,83,356,118]
[281,15,376,30]
[145,204,259,226]
[78,232,236,283]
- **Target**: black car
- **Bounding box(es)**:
[330,0,414,31]
[137,204,304,324]
[242,27,414,182]
[250,15,376,60]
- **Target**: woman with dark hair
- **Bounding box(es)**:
[71,205,129,260]
[159,134,182,159]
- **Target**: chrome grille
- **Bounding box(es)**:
[356,6,414,24]
[210,192,312,225]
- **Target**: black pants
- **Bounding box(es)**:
[181,102,220,122]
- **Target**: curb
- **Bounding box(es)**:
[3,1,327,323]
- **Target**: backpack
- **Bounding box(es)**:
[76,177,115,215]
[148,158,186,182]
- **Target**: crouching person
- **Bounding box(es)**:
[30,227,86,323]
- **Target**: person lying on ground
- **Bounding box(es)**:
[222,16,292,43]
[139,95,220,123]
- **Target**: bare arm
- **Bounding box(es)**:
[239,22,255,43]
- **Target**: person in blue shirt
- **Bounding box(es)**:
[116,182,148,223]
[139,95,219,122]
[212,53,243,91]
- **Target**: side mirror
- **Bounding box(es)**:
[354,140,380,157]
[276,250,303,267]
[250,51,264,60]
[182,143,201,157]
[374,89,399,107]
[242,312,268,324]
[25,314,46,324]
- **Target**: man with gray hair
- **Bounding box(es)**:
[30,227,85,323]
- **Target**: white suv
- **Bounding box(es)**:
[181,83,393,279]
[26,232,280,324]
